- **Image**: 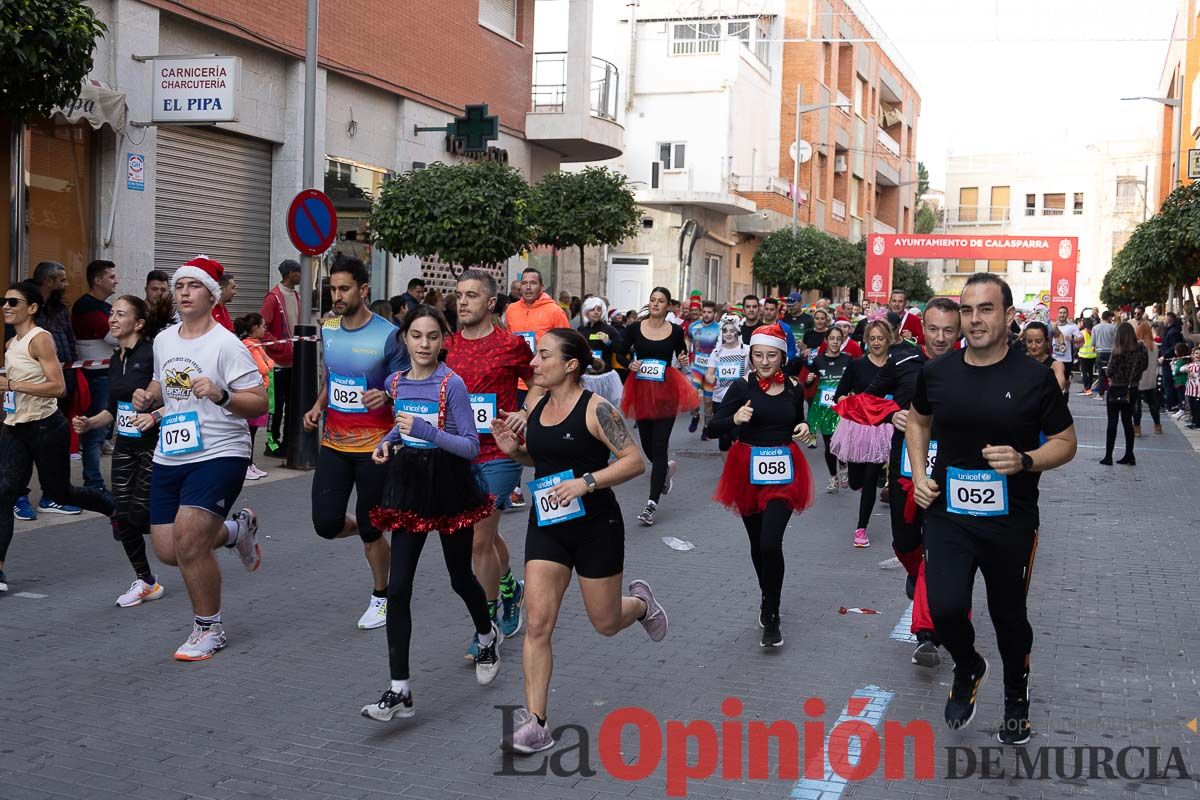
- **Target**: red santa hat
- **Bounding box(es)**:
[173,255,223,301]
[749,323,788,352]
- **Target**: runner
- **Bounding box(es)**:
[445,269,535,656]
[303,258,408,630]
[739,295,762,345]
[616,287,698,526]
[360,306,500,721]
[865,297,961,667]
[72,294,174,606]
[805,325,853,493]
[708,323,814,647]
[491,328,666,754]
[577,296,624,407]
[1020,322,1068,390]
[889,289,924,345]
[1050,305,1080,397]
[907,272,1076,744]
[703,314,751,452]
[1077,318,1096,395]
[830,317,896,548]
[503,267,570,510]
[133,256,266,661]
[1,282,116,594]
[687,300,721,437]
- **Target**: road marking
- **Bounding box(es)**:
[789,685,894,800]
[1075,443,1189,453]
[890,602,917,643]
[13,592,46,599]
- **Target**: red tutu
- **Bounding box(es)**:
[713,440,814,517]
[620,367,700,420]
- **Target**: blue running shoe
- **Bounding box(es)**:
[13,496,37,521]
[38,498,81,515]
[466,601,504,660]
[501,580,525,638]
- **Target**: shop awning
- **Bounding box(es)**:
[50,79,127,135]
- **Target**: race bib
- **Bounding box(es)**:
[529,470,586,526]
[328,373,368,414]
[819,383,837,408]
[636,359,667,382]
[945,467,1008,517]
[517,331,537,353]
[2,390,14,414]
[469,393,497,434]
[750,446,794,485]
[717,361,743,380]
[394,399,438,449]
[116,401,142,438]
[159,411,204,456]
[899,440,937,478]
[693,352,710,369]
[591,349,603,365]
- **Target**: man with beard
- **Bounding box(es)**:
[303,258,409,630]
[739,294,762,345]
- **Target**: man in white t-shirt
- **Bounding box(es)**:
[1050,305,1081,394]
[132,256,268,661]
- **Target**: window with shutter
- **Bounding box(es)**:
[479,0,517,40]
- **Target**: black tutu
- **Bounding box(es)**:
[370,446,494,534]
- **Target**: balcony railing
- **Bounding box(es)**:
[531,53,620,121]
[731,174,793,198]
[876,127,900,157]
[945,205,1011,225]
[835,91,852,115]
[832,199,847,221]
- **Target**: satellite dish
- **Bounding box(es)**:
[790,140,813,164]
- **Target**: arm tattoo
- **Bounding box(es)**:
[596,400,632,450]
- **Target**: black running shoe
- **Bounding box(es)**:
[758,600,767,629]
[911,631,941,668]
[361,689,415,721]
[996,693,1031,745]
[760,612,783,647]
[905,573,917,600]
[944,655,987,730]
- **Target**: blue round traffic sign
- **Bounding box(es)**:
[287,189,338,256]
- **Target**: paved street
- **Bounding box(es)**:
[2,397,1199,800]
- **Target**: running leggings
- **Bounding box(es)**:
[111,447,155,581]
[847,461,884,531]
[925,516,1037,694]
[821,434,838,477]
[1080,359,1095,392]
[387,526,493,680]
[1132,387,1161,427]
[637,416,676,503]
[1104,397,1134,459]
[0,412,114,563]
[741,500,791,611]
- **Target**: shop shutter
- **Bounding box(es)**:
[154,126,273,318]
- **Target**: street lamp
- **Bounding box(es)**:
[791,84,851,235]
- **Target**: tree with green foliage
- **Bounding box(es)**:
[914,203,937,234]
[753,226,835,291]
[892,257,934,302]
[529,167,639,296]
[916,162,930,199]
[0,0,106,119]
[370,160,532,270]
[1103,180,1200,307]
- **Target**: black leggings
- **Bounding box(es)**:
[1132,387,1160,427]
[741,500,790,611]
[847,461,885,530]
[111,446,155,581]
[387,526,492,680]
[0,412,114,563]
[312,446,386,543]
[1080,359,1095,391]
[822,434,838,477]
[1104,397,1134,459]
[637,416,676,502]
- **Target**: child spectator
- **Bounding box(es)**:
[235,313,274,480]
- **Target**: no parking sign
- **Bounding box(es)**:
[287,189,338,256]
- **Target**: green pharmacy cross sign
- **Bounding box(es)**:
[414,104,499,154]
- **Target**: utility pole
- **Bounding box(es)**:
[792,84,802,236]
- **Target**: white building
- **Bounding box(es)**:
[935,140,1158,309]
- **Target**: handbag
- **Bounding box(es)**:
[1106,385,1130,405]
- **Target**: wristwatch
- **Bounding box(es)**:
[217,388,232,408]
[1019,451,1033,472]
[582,472,598,493]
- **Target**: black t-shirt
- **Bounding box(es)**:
[809,352,852,384]
[834,355,885,401]
[802,327,830,352]
[707,377,805,447]
[784,312,813,340]
[911,347,1073,530]
[866,342,926,412]
[740,322,760,346]
[620,320,686,363]
[107,337,158,451]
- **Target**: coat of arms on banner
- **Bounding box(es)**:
[872,237,886,256]
[871,274,884,293]
[1058,239,1072,259]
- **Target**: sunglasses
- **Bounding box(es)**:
[2,297,26,308]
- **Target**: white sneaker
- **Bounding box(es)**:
[358,596,388,630]
[230,508,261,573]
[116,578,164,608]
[101,440,115,455]
[251,464,269,479]
[662,460,678,495]
[826,476,839,494]
[174,623,227,661]
[244,465,261,481]
[837,462,850,489]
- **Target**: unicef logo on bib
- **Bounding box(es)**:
[394,399,438,449]
[329,374,368,414]
[529,471,586,526]
[945,467,1008,517]
[159,411,204,456]
[469,393,497,434]
[750,446,794,485]
[116,401,142,439]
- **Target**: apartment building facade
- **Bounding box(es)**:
[3,0,620,312]
[935,141,1158,309]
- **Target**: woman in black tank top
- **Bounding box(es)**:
[491,328,669,756]
[1021,321,1068,391]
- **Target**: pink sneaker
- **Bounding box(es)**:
[853,528,870,548]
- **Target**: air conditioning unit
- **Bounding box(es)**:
[834,155,848,173]
[651,160,663,189]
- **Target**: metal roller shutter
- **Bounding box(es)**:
[155,126,273,318]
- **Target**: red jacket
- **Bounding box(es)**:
[212,304,233,332]
[260,284,299,367]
